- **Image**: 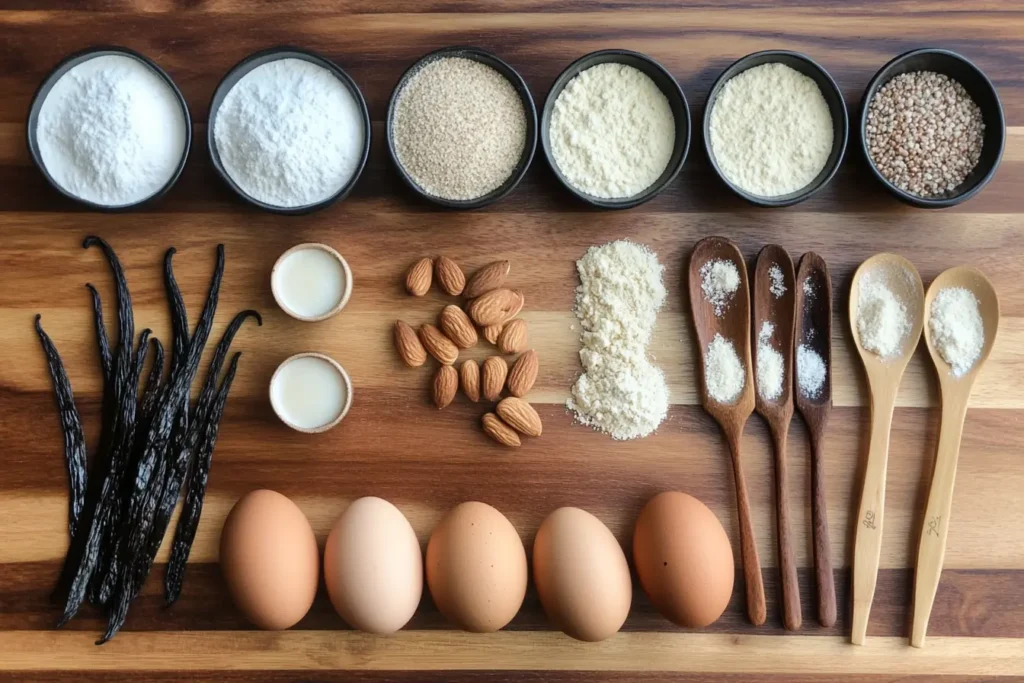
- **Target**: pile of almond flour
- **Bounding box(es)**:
[567,240,669,440]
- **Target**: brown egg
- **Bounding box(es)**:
[533,507,632,641]
[324,496,423,634]
[220,489,319,630]
[633,491,734,628]
[426,501,527,632]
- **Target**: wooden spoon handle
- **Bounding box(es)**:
[726,427,767,626]
[851,390,898,645]
[772,424,802,630]
[911,394,969,648]
[810,429,837,628]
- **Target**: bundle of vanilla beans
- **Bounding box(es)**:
[35,236,260,643]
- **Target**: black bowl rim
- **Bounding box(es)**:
[26,45,193,212]
[702,49,850,208]
[540,48,692,210]
[385,45,539,210]
[207,45,372,216]
[858,47,1006,209]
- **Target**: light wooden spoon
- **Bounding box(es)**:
[911,266,999,648]
[689,236,766,627]
[794,252,837,628]
[752,245,801,631]
[848,253,924,645]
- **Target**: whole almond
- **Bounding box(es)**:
[509,289,525,317]
[432,365,458,409]
[496,397,543,437]
[481,356,508,402]
[482,323,504,345]
[468,288,519,326]
[460,360,481,403]
[418,324,459,365]
[482,413,520,448]
[507,350,538,397]
[394,320,427,367]
[439,305,478,349]
[498,318,527,354]
[405,258,432,296]
[435,256,466,296]
[464,260,510,298]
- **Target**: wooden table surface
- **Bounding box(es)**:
[2,1,1024,681]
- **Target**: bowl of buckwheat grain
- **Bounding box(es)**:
[861,48,1005,208]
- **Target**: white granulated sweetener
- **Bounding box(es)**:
[709,62,833,197]
[857,270,912,359]
[549,63,675,199]
[797,344,827,399]
[929,287,984,377]
[214,58,365,208]
[36,54,187,207]
[756,321,784,401]
[705,333,745,404]
[700,259,740,316]
[567,240,669,440]
[769,264,786,298]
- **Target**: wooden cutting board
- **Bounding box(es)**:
[2,2,1023,681]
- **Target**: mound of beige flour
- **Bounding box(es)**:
[567,240,669,440]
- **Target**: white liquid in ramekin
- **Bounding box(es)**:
[273,247,348,320]
[271,355,350,431]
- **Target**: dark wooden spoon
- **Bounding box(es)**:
[688,236,766,627]
[794,252,837,628]
[752,245,801,631]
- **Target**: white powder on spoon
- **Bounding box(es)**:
[214,58,366,208]
[929,287,984,377]
[36,54,188,207]
[756,321,784,401]
[857,271,911,359]
[768,264,786,298]
[797,344,827,399]
[705,333,745,404]
[700,259,740,316]
[568,240,669,440]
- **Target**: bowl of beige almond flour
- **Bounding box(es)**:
[704,50,848,207]
[386,46,537,209]
[541,49,690,209]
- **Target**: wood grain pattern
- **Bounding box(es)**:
[2,1,1024,680]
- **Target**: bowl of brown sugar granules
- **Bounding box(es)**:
[860,48,1004,208]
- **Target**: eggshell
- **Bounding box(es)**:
[324,496,423,633]
[219,489,319,630]
[633,491,734,628]
[533,507,632,641]
[426,501,527,632]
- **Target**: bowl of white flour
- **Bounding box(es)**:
[540,49,690,209]
[27,46,191,211]
[208,47,371,215]
[703,50,848,207]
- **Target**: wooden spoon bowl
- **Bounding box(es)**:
[911,266,999,647]
[688,236,765,626]
[848,252,925,645]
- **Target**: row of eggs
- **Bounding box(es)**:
[220,489,735,641]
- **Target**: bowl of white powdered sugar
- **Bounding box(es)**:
[541,49,690,209]
[208,46,371,215]
[27,46,191,211]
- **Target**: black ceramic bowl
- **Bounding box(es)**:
[860,49,1005,209]
[541,49,690,209]
[208,46,371,215]
[385,46,538,210]
[703,50,848,208]
[26,46,192,212]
